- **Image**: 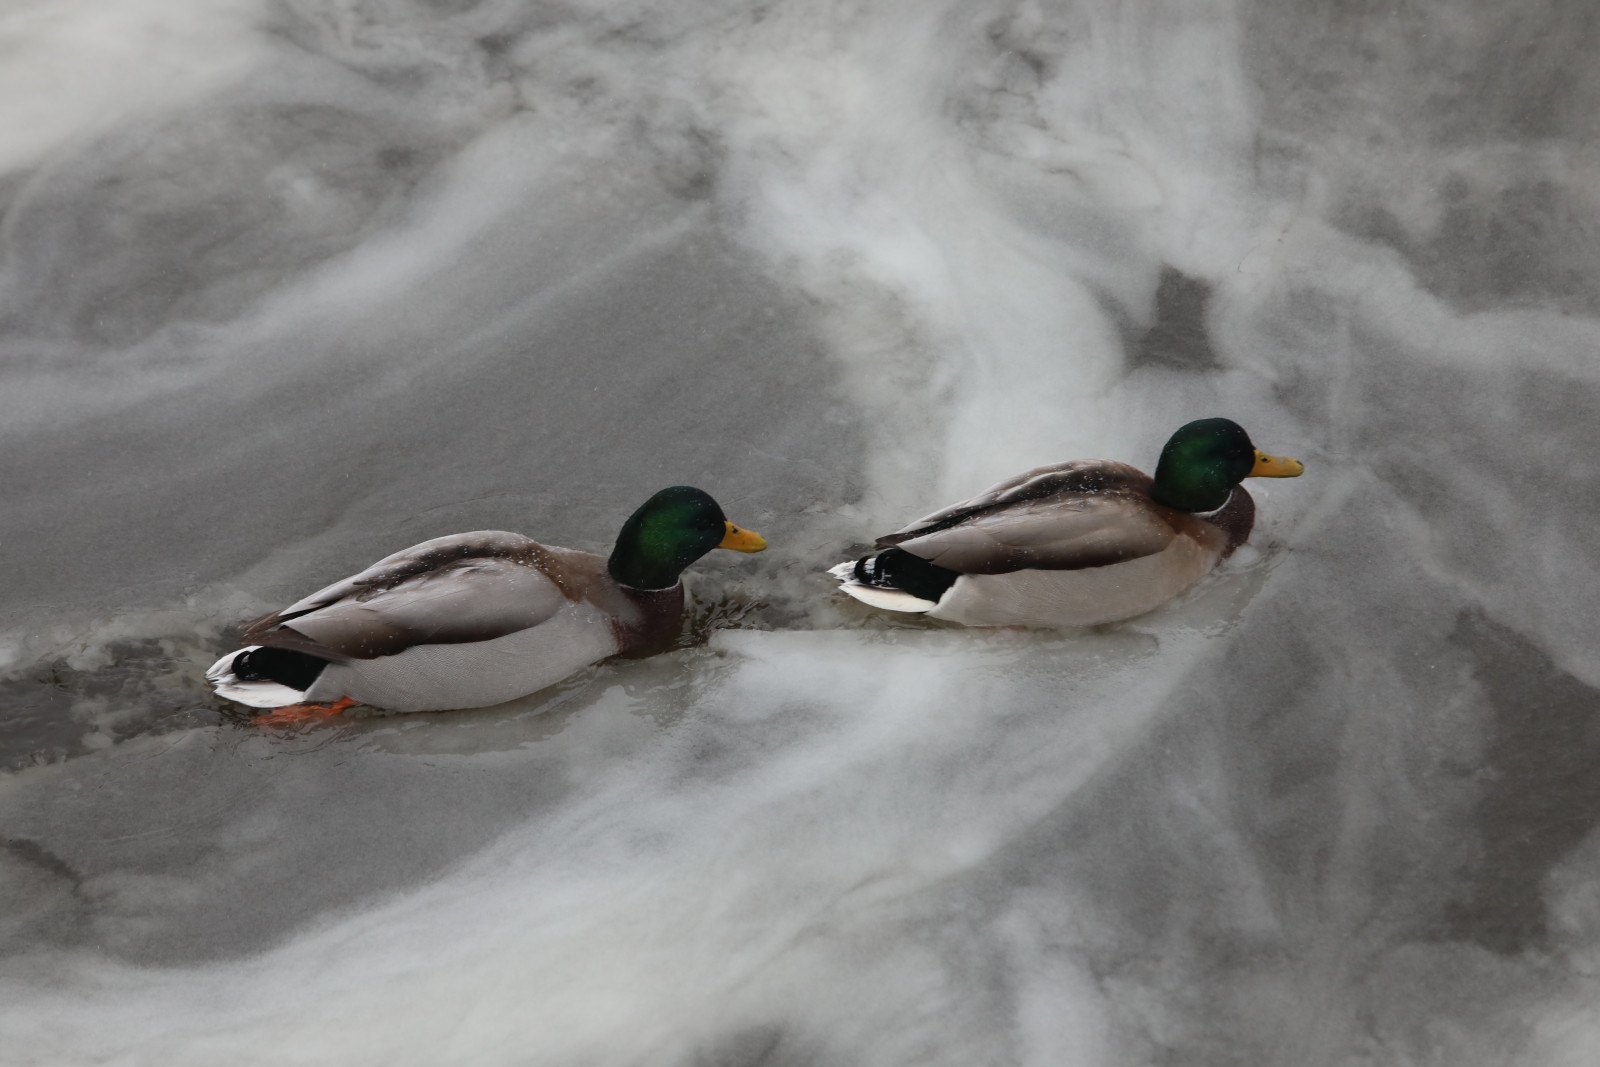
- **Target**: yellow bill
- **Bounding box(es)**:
[1251,450,1305,478]
[719,521,768,552]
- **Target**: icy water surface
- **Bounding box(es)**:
[4,1,1600,1063]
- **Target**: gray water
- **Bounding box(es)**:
[3,1,1599,1063]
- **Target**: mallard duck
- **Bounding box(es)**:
[207,486,766,723]
[830,418,1303,627]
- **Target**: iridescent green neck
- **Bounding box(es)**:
[607,487,725,590]
[1149,419,1256,512]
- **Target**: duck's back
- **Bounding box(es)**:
[244,532,679,712]
[873,461,1251,627]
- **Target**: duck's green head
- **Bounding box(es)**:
[608,486,767,590]
[1150,418,1304,512]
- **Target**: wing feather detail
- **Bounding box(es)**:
[875,462,1179,575]
[877,461,1153,544]
[888,494,1176,574]
[241,532,600,659]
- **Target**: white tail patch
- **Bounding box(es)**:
[205,646,307,708]
[829,560,938,613]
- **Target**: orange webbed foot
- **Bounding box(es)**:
[253,697,358,727]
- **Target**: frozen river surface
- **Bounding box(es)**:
[3,1,1600,1063]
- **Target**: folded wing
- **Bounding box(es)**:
[874,462,1177,575]
[242,532,576,659]
[883,492,1176,574]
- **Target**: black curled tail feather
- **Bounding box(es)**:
[852,548,960,604]
[232,647,330,692]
